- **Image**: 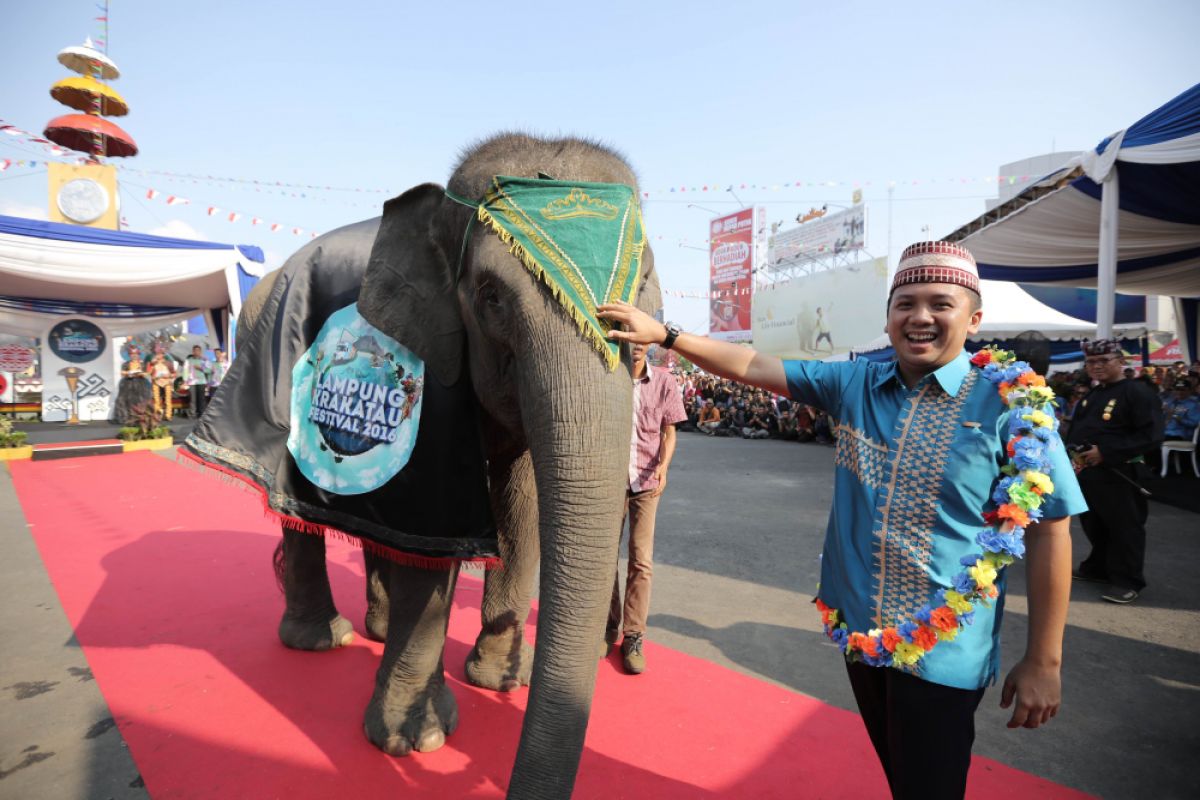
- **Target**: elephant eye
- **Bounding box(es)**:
[477,282,502,309]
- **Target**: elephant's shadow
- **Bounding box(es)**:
[68,526,721,797]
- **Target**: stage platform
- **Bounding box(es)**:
[11,417,196,446]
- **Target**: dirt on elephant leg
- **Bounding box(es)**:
[465,612,534,692]
[363,676,459,756]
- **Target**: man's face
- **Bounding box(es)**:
[1084,353,1124,384]
[630,343,648,367]
[192,347,202,357]
[886,283,982,379]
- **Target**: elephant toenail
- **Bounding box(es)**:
[415,730,445,752]
[383,734,412,757]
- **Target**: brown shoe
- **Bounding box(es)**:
[621,633,645,674]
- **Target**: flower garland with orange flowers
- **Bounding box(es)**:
[815,346,1059,670]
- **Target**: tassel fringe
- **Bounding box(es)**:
[477,205,621,372]
[175,448,501,571]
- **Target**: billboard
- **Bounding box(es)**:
[752,257,888,359]
[768,205,866,268]
[41,318,115,422]
[708,208,755,342]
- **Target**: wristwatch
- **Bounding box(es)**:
[661,321,682,350]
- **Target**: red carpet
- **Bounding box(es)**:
[10,453,1091,799]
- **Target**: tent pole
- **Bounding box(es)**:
[1096,169,1119,339]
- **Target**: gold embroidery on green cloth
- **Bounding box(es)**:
[475,176,645,371]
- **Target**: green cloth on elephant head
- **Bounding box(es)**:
[452,176,646,372]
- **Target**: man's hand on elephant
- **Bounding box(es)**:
[598,301,667,346]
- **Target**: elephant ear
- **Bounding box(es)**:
[634,244,663,319]
[359,183,464,386]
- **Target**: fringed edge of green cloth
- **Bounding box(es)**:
[476,203,631,372]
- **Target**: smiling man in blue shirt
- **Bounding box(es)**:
[600,241,1086,800]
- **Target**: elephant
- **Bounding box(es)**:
[226,133,661,799]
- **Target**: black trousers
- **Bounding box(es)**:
[1076,465,1148,590]
[846,661,985,800]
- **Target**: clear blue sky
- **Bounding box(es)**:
[3,0,1198,332]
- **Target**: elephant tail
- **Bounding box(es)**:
[272,538,287,594]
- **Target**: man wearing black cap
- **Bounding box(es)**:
[1162,377,1200,445]
[1064,340,1164,604]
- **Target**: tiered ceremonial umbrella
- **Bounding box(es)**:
[43,38,136,160]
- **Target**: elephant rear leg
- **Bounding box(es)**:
[276,528,354,651]
[363,551,391,642]
[364,563,460,756]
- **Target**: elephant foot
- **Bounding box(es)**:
[363,679,458,756]
[278,612,354,651]
[363,611,388,643]
[465,632,533,692]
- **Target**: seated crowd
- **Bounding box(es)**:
[675,372,835,443]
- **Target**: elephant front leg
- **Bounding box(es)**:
[276,528,355,650]
[363,562,460,756]
[466,450,537,692]
[363,551,391,642]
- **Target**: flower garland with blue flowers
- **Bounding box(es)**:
[816,346,1060,669]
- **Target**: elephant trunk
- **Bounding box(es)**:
[506,346,631,799]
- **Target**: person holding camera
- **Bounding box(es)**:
[1064,340,1164,604]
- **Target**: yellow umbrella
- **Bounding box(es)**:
[50,75,129,117]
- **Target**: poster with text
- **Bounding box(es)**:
[41,318,115,422]
[752,258,888,359]
[708,208,755,342]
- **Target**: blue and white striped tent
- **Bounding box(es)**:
[947,83,1200,361]
[0,214,264,349]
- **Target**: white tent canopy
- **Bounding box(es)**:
[0,214,264,339]
[853,280,1143,354]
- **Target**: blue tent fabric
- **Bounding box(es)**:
[0,214,262,254]
[1070,161,1200,226]
[1097,84,1200,153]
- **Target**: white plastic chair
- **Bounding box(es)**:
[1160,424,1200,478]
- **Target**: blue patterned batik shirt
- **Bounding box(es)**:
[784,351,1087,690]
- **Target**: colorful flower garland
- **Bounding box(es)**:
[816,346,1059,670]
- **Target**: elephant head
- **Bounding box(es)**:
[358,133,661,797]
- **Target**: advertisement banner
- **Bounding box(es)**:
[708,208,755,342]
[752,257,888,359]
[768,205,866,268]
[41,318,115,422]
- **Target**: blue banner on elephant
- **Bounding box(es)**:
[182,219,497,565]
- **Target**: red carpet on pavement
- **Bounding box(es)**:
[10,453,1091,799]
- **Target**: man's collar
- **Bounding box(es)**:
[632,362,651,383]
[873,350,971,394]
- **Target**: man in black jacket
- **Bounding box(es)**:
[1065,339,1164,604]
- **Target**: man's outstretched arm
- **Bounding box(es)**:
[598,301,788,396]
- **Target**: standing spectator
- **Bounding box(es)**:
[606,341,687,674]
[183,345,212,418]
[209,348,229,391]
[1065,340,1164,604]
[599,240,1085,799]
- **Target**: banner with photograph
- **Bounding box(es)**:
[768,205,866,268]
[708,208,755,342]
[752,258,888,359]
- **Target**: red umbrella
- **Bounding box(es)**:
[44,113,138,158]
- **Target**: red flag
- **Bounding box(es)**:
[228,212,241,223]
[146,189,159,200]
[207,206,220,216]
[165,196,189,206]
[292,227,302,235]
[251,217,262,226]
[270,223,281,232]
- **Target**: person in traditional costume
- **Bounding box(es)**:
[1064,338,1163,604]
[147,349,177,420]
[110,343,152,425]
[599,241,1087,800]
